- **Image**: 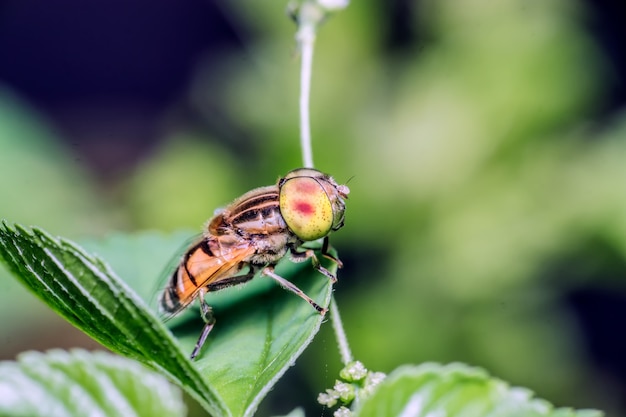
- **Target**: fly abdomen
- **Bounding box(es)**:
[160,282,183,314]
[160,264,194,315]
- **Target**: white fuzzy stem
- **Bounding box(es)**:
[298,23,316,168]
[331,295,353,365]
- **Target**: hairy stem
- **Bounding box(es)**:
[297,22,316,169]
[330,295,353,365]
[292,0,353,367]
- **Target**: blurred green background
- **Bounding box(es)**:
[1,0,625,415]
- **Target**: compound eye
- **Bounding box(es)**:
[279,176,333,241]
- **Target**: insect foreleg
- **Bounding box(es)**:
[288,242,338,283]
[320,236,343,268]
[261,266,328,315]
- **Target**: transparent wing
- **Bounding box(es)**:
[148,231,200,314]
[159,235,256,320]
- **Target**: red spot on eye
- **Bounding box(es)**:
[294,201,314,216]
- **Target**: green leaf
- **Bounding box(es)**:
[81,230,335,417]
[0,223,225,416]
[182,258,330,417]
[0,222,335,417]
[0,349,186,417]
[355,363,603,417]
[79,229,334,416]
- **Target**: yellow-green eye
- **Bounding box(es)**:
[279,176,333,241]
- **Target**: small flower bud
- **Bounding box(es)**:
[334,406,353,417]
[317,391,338,407]
[333,380,355,403]
[339,361,368,382]
[362,371,386,396]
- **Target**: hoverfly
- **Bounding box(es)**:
[159,168,349,359]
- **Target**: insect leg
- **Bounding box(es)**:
[190,271,256,359]
[191,288,216,360]
[206,270,256,292]
[320,236,343,268]
[261,266,328,315]
[288,242,338,283]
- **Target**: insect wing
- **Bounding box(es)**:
[149,232,200,311]
[160,237,256,319]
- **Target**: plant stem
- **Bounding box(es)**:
[330,295,353,365]
[293,0,353,366]
[297,22,316,169]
